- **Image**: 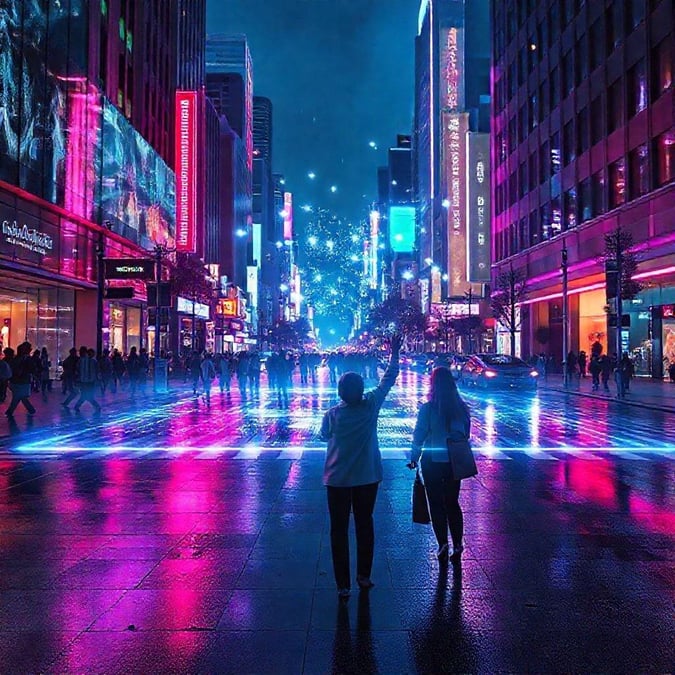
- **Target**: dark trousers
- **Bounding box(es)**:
[75,382,100,410]
[327,482,379,589]
[421,457,463,549]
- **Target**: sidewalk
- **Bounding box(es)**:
[539,373,675,414]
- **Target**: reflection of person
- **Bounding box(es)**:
[320,335,401,598]
[409,367,471,562]
[330,587,376,672]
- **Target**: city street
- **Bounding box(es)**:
[0,370,673,673]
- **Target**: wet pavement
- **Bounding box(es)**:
[0,370,673,673]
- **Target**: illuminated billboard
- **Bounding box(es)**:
[467,133,491,282]
[369,210,380,289]
[283,192,293,241]
[440,27,464,111]
[443,111,470,296]
[389,206,415,253]
[175,91,198,252]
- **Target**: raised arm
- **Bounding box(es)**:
[370,334,401,407]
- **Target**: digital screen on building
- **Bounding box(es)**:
[175,91,198,252]
[283,192,293,241]
[443,111,470,296]
[389,206,416,253]
[466,133,491,282]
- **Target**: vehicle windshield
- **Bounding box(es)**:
[481,354,529,367]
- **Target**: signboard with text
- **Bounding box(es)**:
[175,91,198,252]
[104,258,155,280]
[466,133,491,282]
[283,192,293,241]
[440,26,464,111]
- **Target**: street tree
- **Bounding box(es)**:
[170,253,213,303]
[603,226,643,301]
[451,315,483,354]
[490,265,528,356]
[369,292,426,349]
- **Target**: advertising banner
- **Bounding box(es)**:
[440,27,464,111]
[175,91,198,252]
[283,192,293,241]
[443,112,470,297]
[466,133,491,282]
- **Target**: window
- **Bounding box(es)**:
[577,107,589,155]
[608,79,623,133]
[609,157,626,207]
[606,3,622,54]
[548,4,559,47]
[563,120,575,165]
[519,219,529,250]
[539,141,550,183]
[508,116,517,153]
[563,51,574,96]
[518,49,527,86]
[629,144,649,198]
[627,0,645,30]
[575,37,588,85]
[590,20,603,70]
[592,170,606,215]
[508,61,516,98]
[537,20,549,59]
[538,82,548,120]
[551,132,561,173]
[497,132,507,164]
[628,59,648,116]
[529,94,538,130]
[541,203,552,240]
[550,66,560,107]
[652,39,673,98]
[529,210,540,247]
[655,128,674,186]
[519,105,528,143]
[564,0,577,23]
[564,188,577,229]
[551,195,562,236]
[579,178,593,222]
[518,162,528,197]
[590,97,603,145]
[529,153,537,189]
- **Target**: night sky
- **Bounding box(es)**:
[206,0,420,230]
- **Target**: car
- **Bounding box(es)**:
[461,353,539,390]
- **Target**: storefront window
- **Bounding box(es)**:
[628,58,648,117]
[652,39,673,98]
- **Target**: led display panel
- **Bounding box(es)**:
[389,206,416,253]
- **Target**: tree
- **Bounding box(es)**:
[269,317,314,349]
[451,315,483,354]
[169,253,213,303]
[369,293,426,349]
[490,265,528,356]
[603,226,642,301]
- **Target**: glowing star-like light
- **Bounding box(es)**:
[394,234,404,242]
[280,283,289,292]
[279,209,289,219]
[350,254,359,262]
[301,204,312,212]
[308,172,316,180]
[275,241,283,249]
[424,257,433,265]
[442,198,450,208]
[330,185,337,193]
[442,273,449,281]
[235,228,247,237]
[431,265,440,274]
[279,178,286,185]
[370,210,380,219]
[308,235,318,246]
[351,234,359,243]
[326,240,334,250]
[402,270,414,281]
[314,274,322,282]
[369,141,377,149]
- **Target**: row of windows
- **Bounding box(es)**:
[494,40,672,170]
[496,0,652,57]
[494,128,674,262]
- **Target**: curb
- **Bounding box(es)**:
[541,384,675,415]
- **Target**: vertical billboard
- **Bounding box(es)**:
[467,133,491,282]
[283,192,293,241]
[389,206,416,253]
[369,210,380,290]
[440,27,464,111]
[443,111,470,297]
[175,91,198,252]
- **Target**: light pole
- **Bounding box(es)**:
[153,244,175,392]
[96,233,105,358]
[561,240,569,386]
[614,236,624,398]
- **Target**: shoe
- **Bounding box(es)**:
[356,576,375,589]
[436,544,449,561]
[337,587,351,599]
[449,545,464,561]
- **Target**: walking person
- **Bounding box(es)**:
[600,353,612,392]
[589,352,601,391]
[111,349,125,392]
[188,351,202,395]
[98,349,113,394]
[578,351,587,378]
[218,353,232,394]
[619,352,634,395]
[236,352,249,399]
[138,348,150,394]
[126,346,141,399]
[565,351,577,385]
[61,347,79,403]
[248,352,261,395]
[200,353,216,406]
[319,335,401,599]
[39,347,51,395]
[408,367,473,563]
[0,348,13,404]
[72,347,101,412]
[5,342,37,417]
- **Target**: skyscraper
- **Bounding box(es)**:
[491,0,673,372]
[414,0,491,313]
[253,96,273,165]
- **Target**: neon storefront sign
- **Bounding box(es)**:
[2,220,54,255]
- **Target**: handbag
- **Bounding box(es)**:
[446,438,478,480]
[412,469,431,524]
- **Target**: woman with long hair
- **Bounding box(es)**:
[409,367,471,562]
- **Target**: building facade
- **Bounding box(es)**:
[491,0,674,374]
[414,0,491,322]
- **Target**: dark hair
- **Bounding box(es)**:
[338,371,364,406]
[429,367,469,432]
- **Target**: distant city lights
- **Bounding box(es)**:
[308,172,316,180]
[330,185,338,193]
[308,235,318,246]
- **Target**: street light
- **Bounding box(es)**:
[330,185,337,193]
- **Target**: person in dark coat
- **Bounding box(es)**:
[61,347,79,398]
[589,353,602,391]
[0,347,14,403]
[126,346,141,399]
[5,342,36,416]
[578,351,587,378]
[98,349,113,394]
[600,354,612,392]
[111,349,125,392]
[189,351,202,395]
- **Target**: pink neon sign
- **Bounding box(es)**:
[175,91,197,252]
[283,192,293,241]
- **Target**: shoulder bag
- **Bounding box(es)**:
[446,436,478,480]
[412,468,431,524]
